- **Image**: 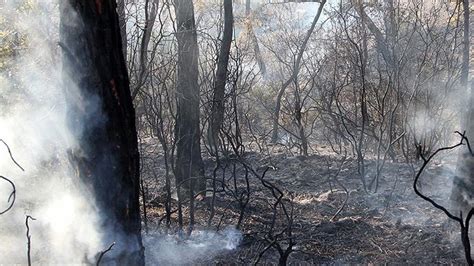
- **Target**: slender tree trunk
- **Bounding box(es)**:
[117,0,127,59]
[462,0,470,87]
[208,0,233,155]
[352,0,394,69]
[271,0,326,143]
[132,0,159,100]
[174,0,205,201]
[60,0,144,264]
[245,0,266,75]
[296,102,308,156]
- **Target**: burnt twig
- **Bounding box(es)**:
[25,215,36,266]
[0,175,16,215]
[96,242,115,266]
[0,139,23,215]
[0,139,25,171]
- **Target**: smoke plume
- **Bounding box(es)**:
[0,1,105,263]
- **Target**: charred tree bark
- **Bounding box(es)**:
[60,1,144,264]
[117,0,127,59]
[131,0,159,100]
[294,82,308,156]
[208,0,233,155]
[174,0,205,200]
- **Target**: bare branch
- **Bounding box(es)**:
[0,175,16,215]
[96,242,116,266]
[25,215,36,266]
[0,139,23,215]
[0,139,24,171]
[413,131,473,265]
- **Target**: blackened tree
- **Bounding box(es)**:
[208,0,234,155]
[59,1,144,264]
[173,0,206,201]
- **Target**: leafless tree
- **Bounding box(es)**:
[270,0,326,144]
[173,0,205,235]
[208,0,234,155]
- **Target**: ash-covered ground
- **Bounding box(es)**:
[141,140,470,265]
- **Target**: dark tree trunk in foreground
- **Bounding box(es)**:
[174,0,206,200]
[208,0,233,155]
[60,1,144,264]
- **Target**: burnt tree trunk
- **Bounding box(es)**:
[60,1,144,264]
[174,0,206,201]
[131,0,159,100]
[117,0,127,59]
[208,0,233,155]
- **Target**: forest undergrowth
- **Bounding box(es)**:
[141,140,467,265]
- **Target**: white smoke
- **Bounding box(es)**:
[144,227,242,265]
[0,1,103,263]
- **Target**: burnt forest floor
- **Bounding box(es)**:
[141,141,469,265]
